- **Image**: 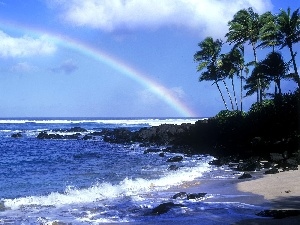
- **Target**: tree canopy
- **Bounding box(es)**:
[194,6,300,111]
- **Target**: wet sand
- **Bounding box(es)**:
[237,167,300,209]
[170,166,300,224]
[235,166,300,224]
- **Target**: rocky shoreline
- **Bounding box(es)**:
[14,116,298,174]
[10,120,300,222]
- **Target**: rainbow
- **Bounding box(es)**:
[0,20,197,117]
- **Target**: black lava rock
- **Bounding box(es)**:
[256,210,300,219]
[264,167,279,174]
[187,193,207,200]
[238,173,252,179]
[11,132,22,138]
[151,202,184,215]
[172,192,187,199]
[158,152,165,157]
[167,156,183,163]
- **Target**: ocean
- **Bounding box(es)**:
[0,118,264,224]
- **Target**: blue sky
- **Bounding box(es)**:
[0,0,298,117]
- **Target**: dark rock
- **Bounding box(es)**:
[103,128,134,144]
[209,156,238,166]
[168,165,179,171]
[151,202,184,215]
[187,193,207,200]
[90,131,103,136]
[209,159,222,166]
[52,127,87,133]
[172,192,187,199]
[262,161,273,169]
[251,137,262,146]
[237,158,261,171]
[64,133,81,139]
[264,167,279,174]
[37,131,80,140]
[256,210,300,219]
[11,132,22,138]
[82,135,93,140]
[279,158,299,171]
[238,173,252,179]
[159,152,165,157]
[37,132,63,139]
[270,153,284,162]
[68,127,87,132]
[167,156,183,163]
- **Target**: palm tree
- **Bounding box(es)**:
[194,37,228,110]
[259,11,280,52]
[226,7,263,102]
[219,51,239,110]
[276,7,300,88]
[244,66,270,101]
[223,46,247,111]
[255,52,289,95]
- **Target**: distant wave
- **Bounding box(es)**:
[0,118,205,126]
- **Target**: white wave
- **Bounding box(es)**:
[3,162,210,210]
[0,118,204,126]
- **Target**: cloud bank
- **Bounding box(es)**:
[51,0,272,37]
[0,31,56,57]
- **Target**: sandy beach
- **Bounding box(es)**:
[172,166,300,224]
[235,166,300,224]
[237,167,300,209]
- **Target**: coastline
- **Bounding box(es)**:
[235,166,300,224]
[237,166,300,209]
[169,166,300,224]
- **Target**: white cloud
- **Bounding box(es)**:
[50,0,272,37]
[0,31,56,57]
[10,62,37,73]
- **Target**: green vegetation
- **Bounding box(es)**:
[191,7,300,158]
[194,7,300,106]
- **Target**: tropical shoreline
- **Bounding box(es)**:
[184,166,300,224]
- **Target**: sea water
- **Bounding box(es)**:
[0,118,263,224]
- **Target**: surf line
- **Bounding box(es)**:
[0,22,197,117]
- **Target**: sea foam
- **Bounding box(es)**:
[3,162,210,210]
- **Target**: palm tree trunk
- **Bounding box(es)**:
[252,44,261,103]
[274,81,278,95]
[216,81,228,110]
[276,78,282,95]
[288,43,300,88]
[240,70,243,111]
[222,80,234,110]
[231,77,238,110]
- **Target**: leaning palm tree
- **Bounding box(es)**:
[219,51,238,110]
[224,46,247,111]
[276,7,300,88]
[194,37,228,110]
[226,7,263,102]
